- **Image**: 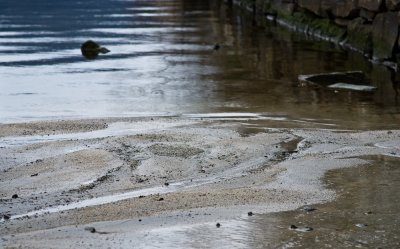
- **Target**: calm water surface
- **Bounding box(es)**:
[1,0,399,128]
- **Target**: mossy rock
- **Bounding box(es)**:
[277,10,346,43]
[255,0,273,13]
[346,17,373,56]
[372,12,399,60]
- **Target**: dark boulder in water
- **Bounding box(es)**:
[81,40,110,60]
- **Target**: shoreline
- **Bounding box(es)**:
[1,117,399,248]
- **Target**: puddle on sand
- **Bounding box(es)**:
[239,155,400,248]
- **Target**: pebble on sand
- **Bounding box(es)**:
[355,223,368,228]
[303,206,317,212]
[290,225,313,232]
[84,227,96,233]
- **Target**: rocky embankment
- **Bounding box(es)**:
[233,0,400,68]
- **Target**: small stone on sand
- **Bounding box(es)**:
[84,227,96,233]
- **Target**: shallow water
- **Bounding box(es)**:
[1,0,399,128]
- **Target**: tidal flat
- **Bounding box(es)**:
[0,117,399,248]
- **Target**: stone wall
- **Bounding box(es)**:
[232,0,400,68]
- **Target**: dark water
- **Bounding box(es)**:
[1,0,400,127]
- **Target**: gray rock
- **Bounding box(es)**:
[298,0,358,18]
[303,206,317,212]
[372,12,399,60]
[329,0,359,18]
[355,223,368,228]
[297,227,313,232]
[358,0,384,11]
[297,0,323,16]
[290,224,313,232]
[346,17,373,55]
[387,0,400,10]
[84,227,96,233]
[359,8,376,22]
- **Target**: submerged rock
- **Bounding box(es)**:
[81,40,110,60]
[299,71,377,92]
[328,83,377,92]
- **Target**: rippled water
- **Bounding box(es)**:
[1,0,400,127]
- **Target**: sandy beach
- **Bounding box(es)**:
[1,117,399,248]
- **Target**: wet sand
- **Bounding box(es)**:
[244,155,400,248]
[0,117,399,248]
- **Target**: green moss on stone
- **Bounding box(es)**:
[346,18,373,55]
[255,0,272,13]
[277,10,346,43]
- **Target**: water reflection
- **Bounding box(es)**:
[0,0,399,128]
